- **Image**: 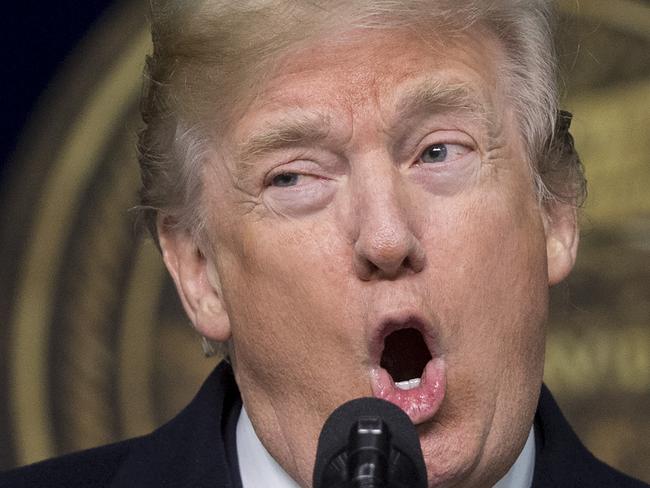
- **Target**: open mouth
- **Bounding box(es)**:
[369,316,446,424]
[380,328,432,389]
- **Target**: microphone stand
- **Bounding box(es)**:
[347,417,391,488]
[313,398,426,488]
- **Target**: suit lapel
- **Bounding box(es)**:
[109,362,243,488]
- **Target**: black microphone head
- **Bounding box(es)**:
[313,397,427,488]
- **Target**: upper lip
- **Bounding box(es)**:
[368,310,441,366]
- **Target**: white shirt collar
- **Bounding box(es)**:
[237,405,535,488]
[494,427,536,488]
[237,406,301,488]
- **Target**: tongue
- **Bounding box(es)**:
[380,328,432,382]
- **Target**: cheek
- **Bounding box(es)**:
[213,215,354,360]
[219,215,347,287]
[213,217,375,425]
[427,190,549,380]
[417,191,548,478]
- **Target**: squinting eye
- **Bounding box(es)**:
[420,144,448,164]
[271,173,300,187]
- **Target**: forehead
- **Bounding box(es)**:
[229,27,506,141]
[257,27,499,105]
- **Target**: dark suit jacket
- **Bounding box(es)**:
[1,362,647,487]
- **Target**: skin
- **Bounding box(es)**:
[159,27,579,488]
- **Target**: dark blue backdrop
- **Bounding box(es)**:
[1,1,115,183]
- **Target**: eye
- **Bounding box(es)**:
[271,172,300,187]
[417,142,472,166]
[420,143,448,164]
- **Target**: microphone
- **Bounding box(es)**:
[313,397,427,488]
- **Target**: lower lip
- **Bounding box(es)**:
[370,358,446,425]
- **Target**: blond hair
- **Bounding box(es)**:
[137,0,586,243]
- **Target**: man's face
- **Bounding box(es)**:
[164,27,575,488]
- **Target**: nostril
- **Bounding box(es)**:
[353,252,379,281]
[353,253,403,281]
[356,236,409,273]
[353,236,425,280]
[352,209,426,279]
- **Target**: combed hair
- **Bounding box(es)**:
[137,0,586,245]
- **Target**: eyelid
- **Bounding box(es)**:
[264,162,328,188]
[265,169,304,187]
[263,158,313,180]
[411,133,472,161]
[264,152,344,186]
[417,130,476,150]
[422,141,471,154]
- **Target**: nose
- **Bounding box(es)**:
[351,167,426,281]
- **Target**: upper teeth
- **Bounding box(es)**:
[395,378,421,390]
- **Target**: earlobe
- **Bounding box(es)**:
[544,204,579,286]
[157,220,232,342]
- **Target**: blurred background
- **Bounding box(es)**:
[0,0,648,482]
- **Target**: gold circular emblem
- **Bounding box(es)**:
[0,0,648,481]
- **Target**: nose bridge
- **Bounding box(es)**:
[350,156,425,279]
[355,162,409,243]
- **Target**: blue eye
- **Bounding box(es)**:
[420,144,448,164]
[271,173,300,187]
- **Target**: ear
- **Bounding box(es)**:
[543,201,579,286]
[157,219,231,342]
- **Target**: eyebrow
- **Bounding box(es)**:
[391,78,494,133]
[396,78,488,116]
[233,79,496,180]
[234,112,332,176]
